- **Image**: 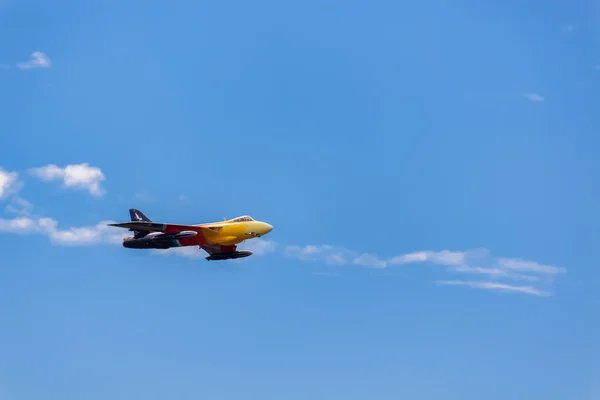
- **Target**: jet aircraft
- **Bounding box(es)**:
[108,208,273,260]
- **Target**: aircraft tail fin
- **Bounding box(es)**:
[128,208,152,238]
[129,208,152,222]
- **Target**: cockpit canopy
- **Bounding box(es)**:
[231,215,254,222]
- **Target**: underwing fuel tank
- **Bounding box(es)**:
[173,231,198,240]
[206,250,253,261]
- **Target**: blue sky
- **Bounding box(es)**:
[0,0,599,398]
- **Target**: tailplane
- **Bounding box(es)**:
[129,208,151,238]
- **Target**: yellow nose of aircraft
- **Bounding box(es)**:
[261,222,273,235]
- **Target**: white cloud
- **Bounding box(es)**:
[44,219,123,245]
[5,197,33,216]
[0,217,38,233]
[283,244,566,296]
[389,250,466,266]
[496,257,565,275]
[326,253,347,264]
[284,245,471,269]
[435,280,549,297]
[16,51,51,69]
[0,168,19,199]
[243,238,278,255]
[0,216,122,245]
[453,265,539,282]
[152,247,205,259]
[29,163,106,197]
[352,253,388,268]
[525,93,545,102]
[284,244,338,261]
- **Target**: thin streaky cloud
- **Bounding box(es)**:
[0,168,20,199]
[152,247,206,259]
[283,245,563,275]
[5,197,33,216]
[243,238,278,255]
[525,93,545,102]
[435,280,550,296]
[0,215,122,245]
[283,244,565,295]
[16,51,51,69]
[496,257,566,275]
[453,265,540,282]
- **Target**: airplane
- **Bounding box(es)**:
[108,208,273,260]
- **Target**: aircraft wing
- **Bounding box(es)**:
[108,221,211,235]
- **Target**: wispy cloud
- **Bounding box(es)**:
[152,247,207,259]
[0,168,19,199]
[5,197,33,216]
[29,163,106,197]
[525,93,545,102]
[282,245,565,296]
[435,280,549,296]
[16,51,51,69]
[0,215,122,245]
[496,257,565,275]
[284,245,469,269]
[243,238,278,255]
